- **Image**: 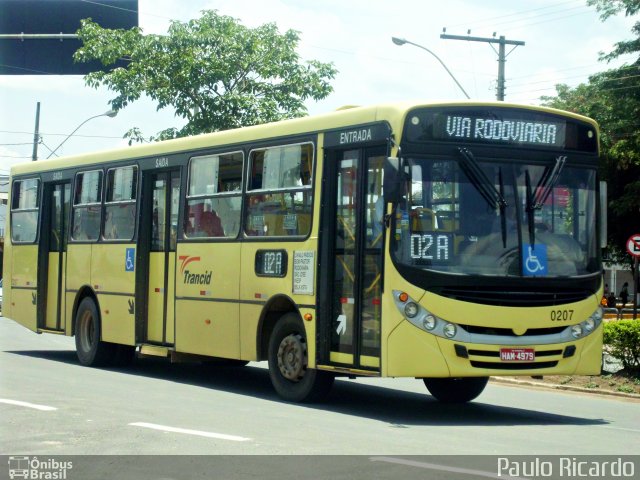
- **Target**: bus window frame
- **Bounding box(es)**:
[102,165,138,242]
[10,177,41,244]
[244,141,315,240]
[184,150,245,241]
[70,169,104,243]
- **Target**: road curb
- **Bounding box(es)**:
[490,377,640,400]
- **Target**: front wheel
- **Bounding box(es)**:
[268,313,334,402]
[423,377,489,403]
[75,297,116,367]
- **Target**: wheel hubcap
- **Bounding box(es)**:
[79,311,94,352]
[277,333,306,381]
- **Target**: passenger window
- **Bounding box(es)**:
[245,143,313,237]
[71,170,102,241]
[184,152,243,239]
[11,178,40,243]
[103,166,137,241]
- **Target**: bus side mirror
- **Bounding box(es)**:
[383,156,405,203]
[600,180,607,249]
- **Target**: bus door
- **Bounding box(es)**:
[320,146,386,371]
[38,181,70,332]
[140,169,180,345]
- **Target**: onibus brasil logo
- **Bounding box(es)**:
[8,456,73,479]
[178,255,212,285]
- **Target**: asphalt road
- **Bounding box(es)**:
[1,316,638,478]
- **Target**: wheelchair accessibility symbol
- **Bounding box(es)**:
[522,244,547,276]
[125,248,135,272]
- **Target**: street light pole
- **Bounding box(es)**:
[391,36,470,99]
[46,109,117,159]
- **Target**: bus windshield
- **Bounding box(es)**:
[390,154,598,277]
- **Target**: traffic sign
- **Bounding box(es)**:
[626,234,640,257]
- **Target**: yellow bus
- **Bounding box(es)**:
[3,101,605,403]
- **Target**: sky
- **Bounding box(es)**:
[0,0,637,173]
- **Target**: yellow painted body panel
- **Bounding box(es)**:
[386,317,451,377]
[360,355,380,368]
[45,252,62,330]
[65,244,92,335]
[98,294,136,345]
[146,252,166,343]
[9,245,38,331]
[330,352,354,364]
[90,244,136,344]
[91,244,136,294]
[166,254,176,344]
[175,243,241,358]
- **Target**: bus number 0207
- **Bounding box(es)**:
[550,310,574,321]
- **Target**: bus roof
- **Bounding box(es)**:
[10,100,597,176]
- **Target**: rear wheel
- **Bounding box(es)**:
[423,377,489,403]
[74,297,116,367]
[268,313,334,402]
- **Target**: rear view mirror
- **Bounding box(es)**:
[383,156,406,203]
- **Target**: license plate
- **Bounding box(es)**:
[500,348,535,362]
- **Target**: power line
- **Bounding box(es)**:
[0,130,123,140]
[80,0,172,21]
[445,0,582,29]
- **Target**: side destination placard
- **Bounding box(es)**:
[324,123,391,148]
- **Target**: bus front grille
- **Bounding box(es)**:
[470,360,558,370]
[440,287,591,307]
[459,325,567,337]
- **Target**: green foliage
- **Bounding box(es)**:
[74,10,337,141]
[603,320,640,372]
[541,1,639,264]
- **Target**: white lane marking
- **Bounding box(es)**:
[370,456,526,480]
[129,422,250,442]
[0,399,57,411]
[599,425,640,434]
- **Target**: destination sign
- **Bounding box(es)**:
[403,107,598,153]
[443,115,564,147]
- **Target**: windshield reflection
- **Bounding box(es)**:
[391,155,598,277]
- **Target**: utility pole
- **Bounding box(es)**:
[440,32,525,101]
[32,102,41,161]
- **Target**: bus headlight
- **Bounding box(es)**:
[583,318,595,333]
[571,325,583,338]
[443,323,457,338]
[423,315,437,331]
[592,307,603,322]
[404,302,419,318]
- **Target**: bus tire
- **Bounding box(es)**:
[74,297,116,367]
[423,377,488,403]
[268,313,334,403]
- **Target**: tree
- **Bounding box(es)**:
[74,10,337,142]
[542,0,639,265]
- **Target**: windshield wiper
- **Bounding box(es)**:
[458,147,508,248]
[525,169,536,246]
[457,148,507,210]
[533,155,566,209]
[524,155,567,246]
